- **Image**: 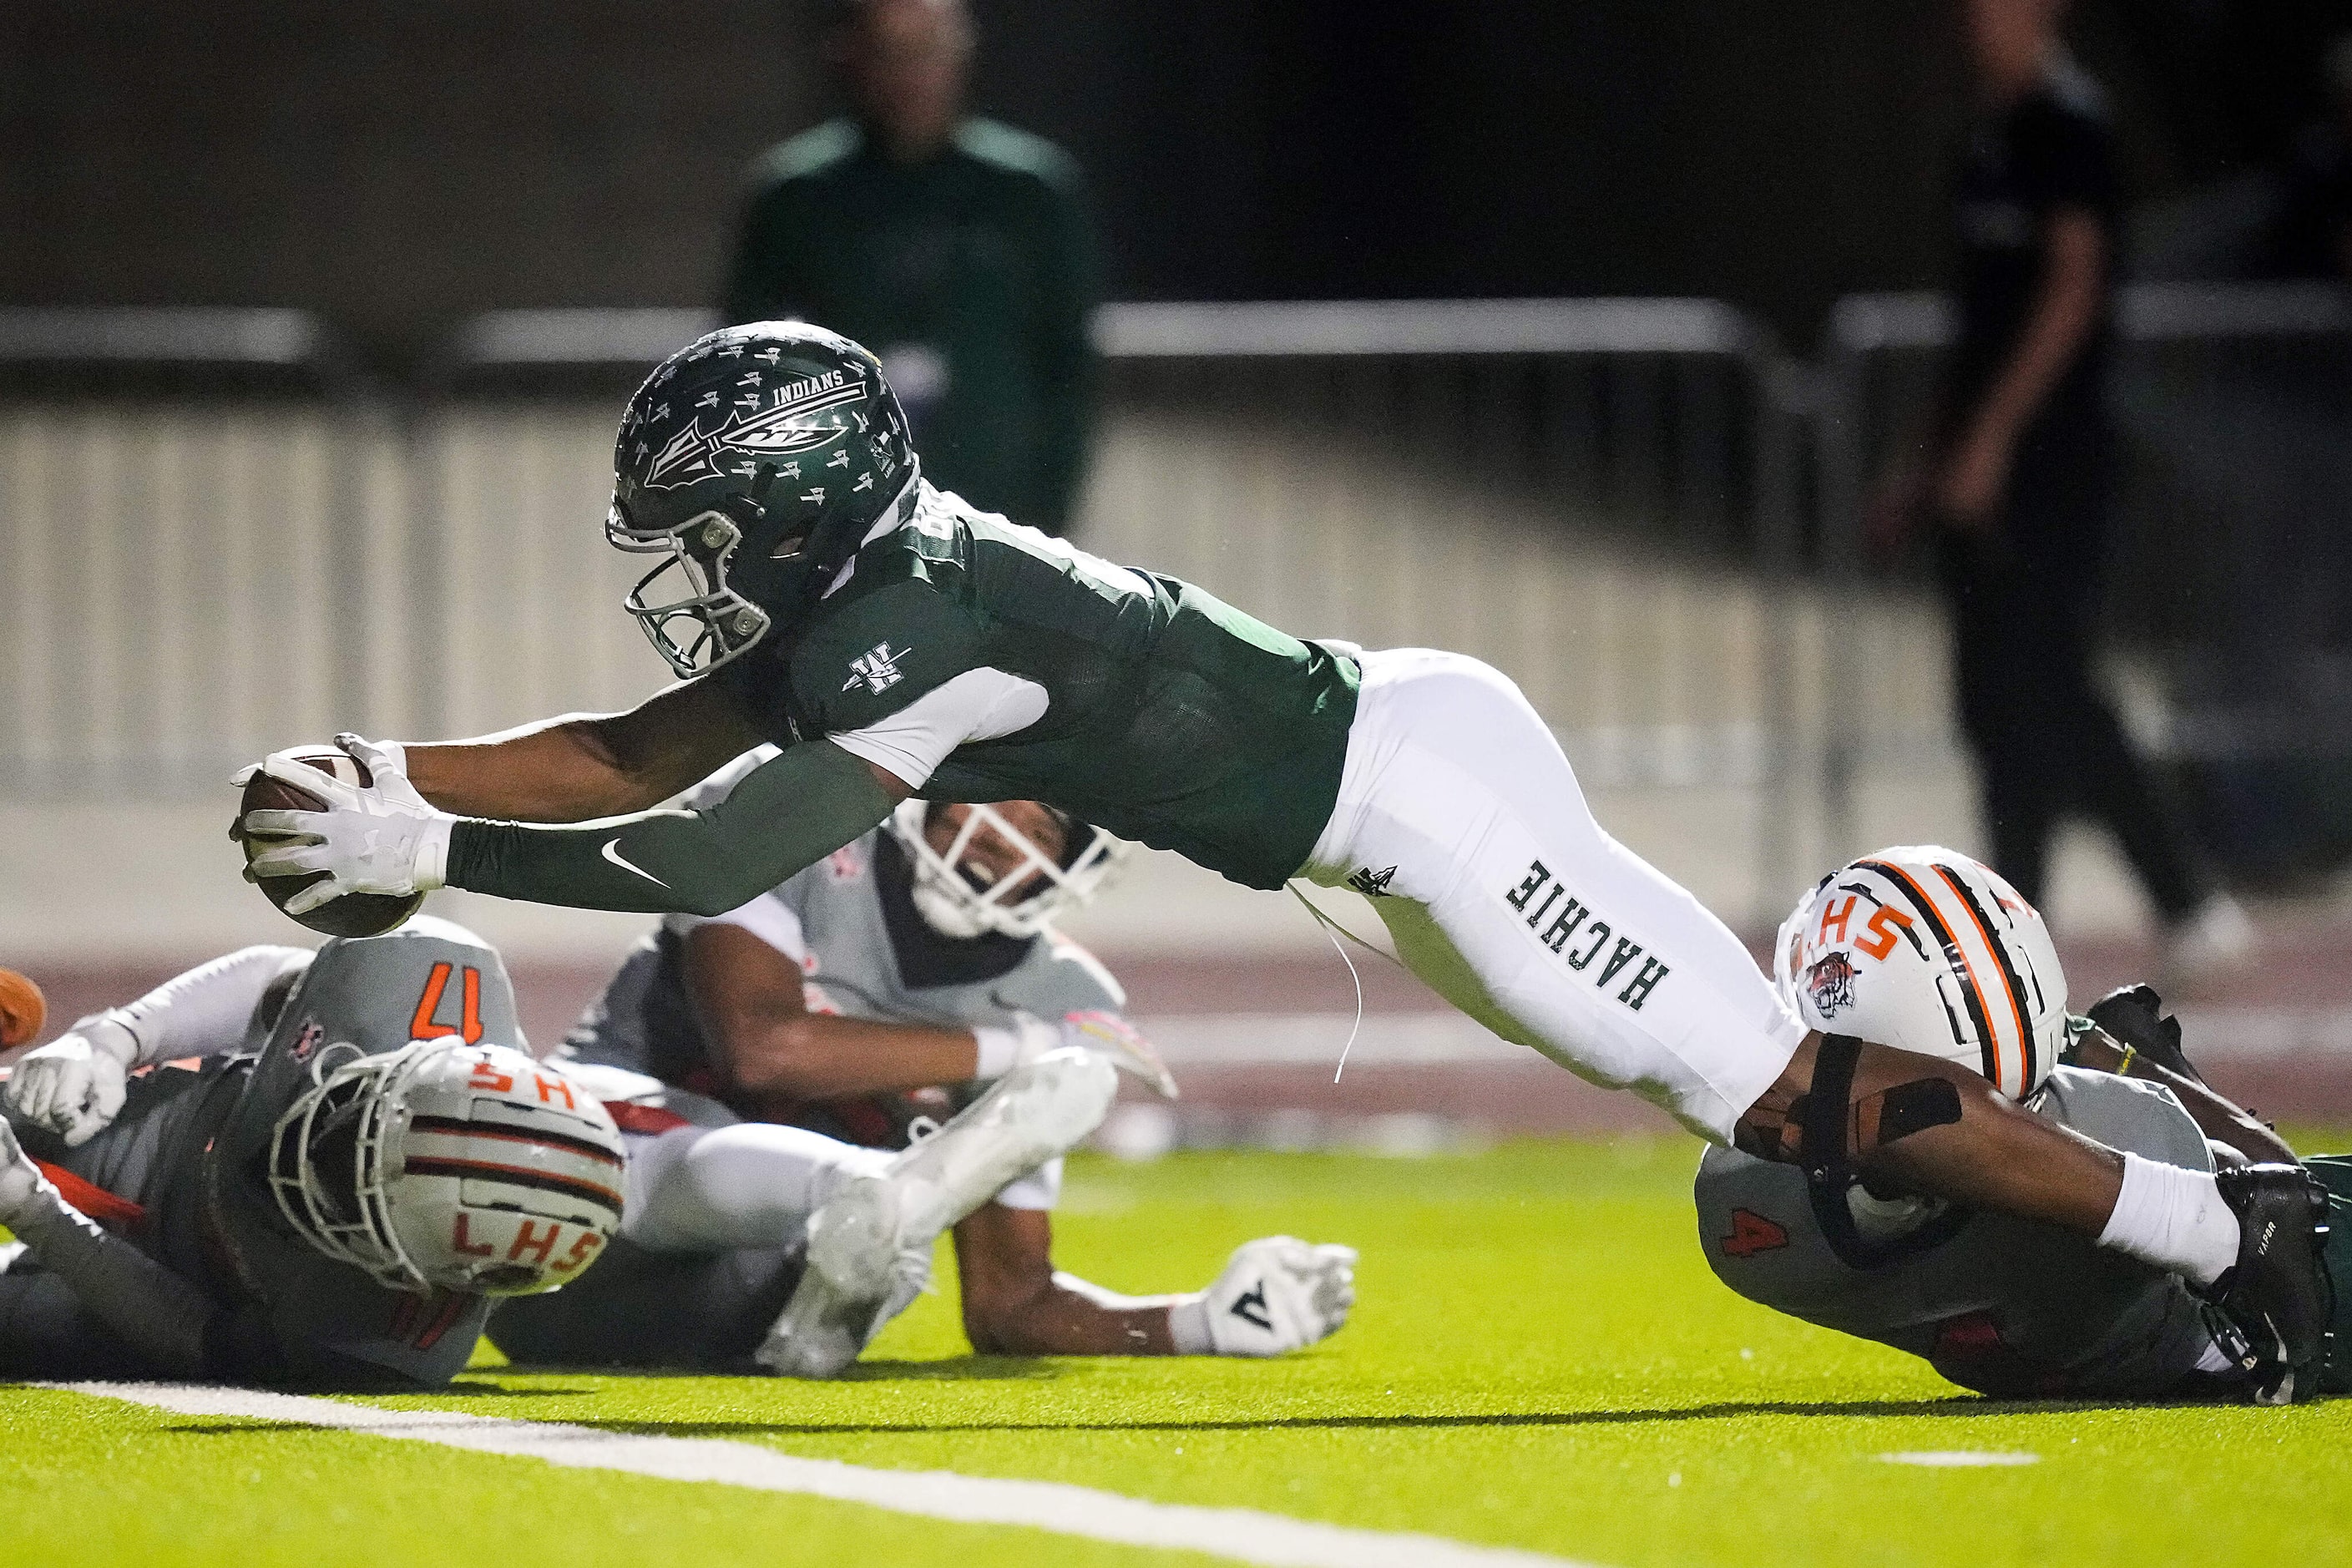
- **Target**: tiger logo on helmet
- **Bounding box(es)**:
[1775,846,2067,1101]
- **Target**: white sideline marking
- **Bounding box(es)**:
[1877,1451,2041,1468]
[56,1382,1600,1568]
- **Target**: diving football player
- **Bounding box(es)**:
[235,321,2330,1395]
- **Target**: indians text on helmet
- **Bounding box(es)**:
[639,367,867,489]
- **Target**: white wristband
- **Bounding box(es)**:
[1167,1293,1213,1355]
[413,813,453,892]
[971,1025,1019,1080]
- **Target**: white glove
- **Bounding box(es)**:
[0,1115,61,1228]
[3,1017,137,1147]
[1002,1009,1178,1099]
[1170,1235,1358,1357]
[240,735,453,915]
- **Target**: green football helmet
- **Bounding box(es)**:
[607,321,920,677]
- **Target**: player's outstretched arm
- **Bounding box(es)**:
[403,676,766,822]
[954,1206,1355,1358]
[246,736,911,918]
[954,1204,1177,1355]
[6,946,308,1146]
[447,741,911,916]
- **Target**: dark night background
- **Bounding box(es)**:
[1,0,2344,368]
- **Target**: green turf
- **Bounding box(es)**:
[6,1135,2350,1567]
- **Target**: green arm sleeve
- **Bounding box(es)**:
[444,740,898,917]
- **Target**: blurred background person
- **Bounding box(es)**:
[2265,31,2352,282]
[721,0,1100,537]
[1879,0,2247,981]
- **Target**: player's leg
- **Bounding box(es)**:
[622,1121,890,1253]
[1310,650,2329,1392]
[761,1046,1119,1376]
[487,1239,803,1371]
[0,1262,159,1379]
[1310,648,1808,1140]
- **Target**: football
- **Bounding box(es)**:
[240,749,425,938]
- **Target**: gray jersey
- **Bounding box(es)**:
[1695,1068,2222,1399]
[3,926,511,1386]
[564,769,1122,1205]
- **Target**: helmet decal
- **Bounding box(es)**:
[640,368,867,490]
[607,321,922,678]
[267,1037,625,1297]
[1803,950,1858,1018]
[1775,847,2066,1102]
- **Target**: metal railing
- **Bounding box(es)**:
[0,308,372,797]
[7,286,2345,924]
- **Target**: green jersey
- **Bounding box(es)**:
[448,484,1358,916]
[718,483,1360,891]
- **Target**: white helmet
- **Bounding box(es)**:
[887,800,1125,938]
[1775,846,2066,1101]
[268,1038,625,1296]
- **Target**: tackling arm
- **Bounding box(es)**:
[5,945,310,1146]
[685,923,992,1104]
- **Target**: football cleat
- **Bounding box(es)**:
[756,1047,1119,1377]
[2204,1163,2334,1404]
[2084,984,2203,1085]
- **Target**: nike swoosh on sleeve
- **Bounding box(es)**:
[600,837,670,888]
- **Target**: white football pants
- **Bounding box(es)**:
[1302,648,1807,1142]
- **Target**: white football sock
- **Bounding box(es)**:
[2096,1151,2240,1286]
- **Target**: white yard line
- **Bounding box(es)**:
[56,1381,1601,1568]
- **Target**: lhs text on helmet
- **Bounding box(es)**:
[268,1039,627,1297]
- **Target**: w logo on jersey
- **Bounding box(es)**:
[843,641,913,695]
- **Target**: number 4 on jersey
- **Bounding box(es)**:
[1722,1207,1789,1258]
